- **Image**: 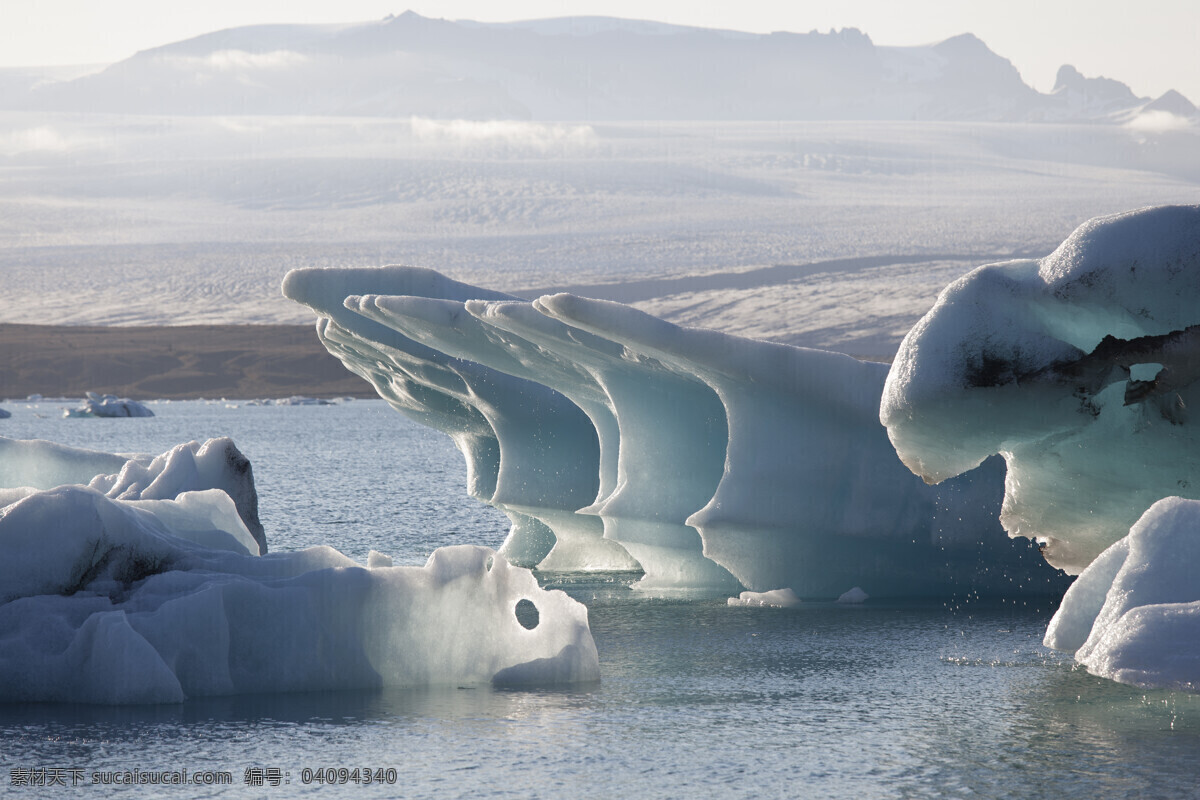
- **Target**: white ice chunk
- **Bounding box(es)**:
[0,486,598,702]
[1,436,266,554]
[64,392,155,418]
[727,588,802,607]
[882,205,1200,573]
[1044,497,1200,691]
[124,490,259,556]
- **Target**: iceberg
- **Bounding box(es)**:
[285,266,1068,599]
[0,436,598,702]
[64,392,155,418]
[1,436,267,555]
[1044,497,1200,691]
[882,205,1200,574]
[0,485,598,702]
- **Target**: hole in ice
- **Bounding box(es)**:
[485,556,494,573]
[514,598,539,630]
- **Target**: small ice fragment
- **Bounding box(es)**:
[727,587,801,607]
[837,586,869,604]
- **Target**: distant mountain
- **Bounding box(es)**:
[4,11,1193,123]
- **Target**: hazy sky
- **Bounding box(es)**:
[4,1,1198,102]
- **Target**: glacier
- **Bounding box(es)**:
[284,266,1068,599]
[881,205,1200,574]
[0,438,598,702]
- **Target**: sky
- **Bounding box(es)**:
[3,1,1198,102]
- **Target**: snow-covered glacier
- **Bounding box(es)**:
[0,438,599,703]
[284,267,1068,599]
[882,205,1200,574]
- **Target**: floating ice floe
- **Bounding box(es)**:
[64,392,155,418]
[881,205,1200,573]
[0,438,598,702]
[284,266,1067,599]
[1044,497,1200,691]
[270,395,336,406]
[727,588,802,608]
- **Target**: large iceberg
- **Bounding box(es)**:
[1044,497,1200,691]
[284,266,1067,599]
[881,205,1200,573]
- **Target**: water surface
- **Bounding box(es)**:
[2,400,1196,798]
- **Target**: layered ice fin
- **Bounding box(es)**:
[286,266,1068,598]
[282,267,636,574]
[1044,497,1200,691]
[882,205,1200,573]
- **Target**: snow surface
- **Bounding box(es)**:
[64,392,154,418]
[0,438,599,702]
[285,265,1069,599]
[882,205,1200,574]
[1044,497,1200,691]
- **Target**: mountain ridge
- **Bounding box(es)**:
[2,11,1193,123]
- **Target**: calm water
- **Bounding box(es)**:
[2,400,1198,798]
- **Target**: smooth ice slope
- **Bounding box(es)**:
[1044,497,1200,690]
[287,266,1069,599]
[882,205,1200,573]
[0,485,598,702]
[0,436,266,554]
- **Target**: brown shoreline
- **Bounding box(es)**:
[0,324,378,401]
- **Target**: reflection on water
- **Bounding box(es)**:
[2,403,1198,798]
